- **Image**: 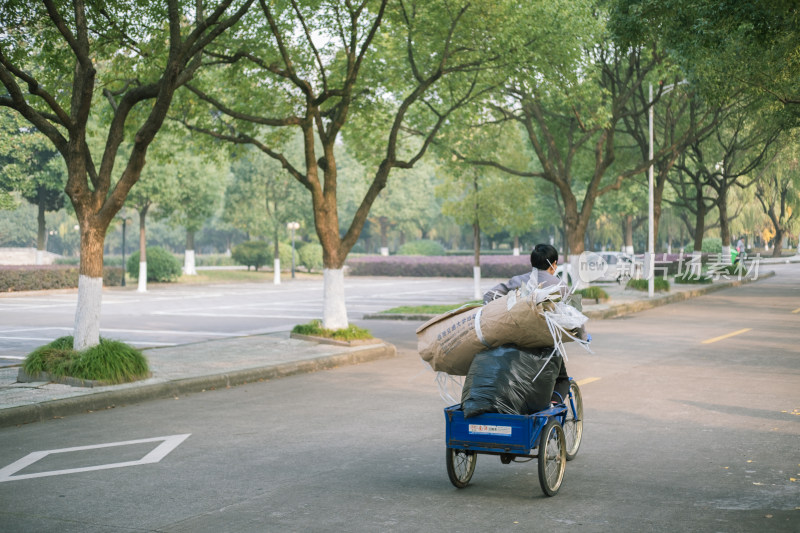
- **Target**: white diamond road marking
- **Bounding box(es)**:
[0,434,191,482]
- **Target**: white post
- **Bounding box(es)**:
[647,83,655,298]
[473,265,482,300]
[273,258,281,285]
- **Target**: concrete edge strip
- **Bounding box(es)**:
[0,343,396,429]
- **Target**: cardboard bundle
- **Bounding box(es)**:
[416,290,576,376]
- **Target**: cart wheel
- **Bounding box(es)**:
[564,381,584,461]
[537,419,566,497]
[446,448,476,488]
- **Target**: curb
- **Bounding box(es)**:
[583,271,774,319]
[0,342,396,429]
[362,272,775,322]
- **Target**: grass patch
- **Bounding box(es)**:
[176,269,275,284]
[625,278,671,292]
[292,320,373,341]
[575,287,610,301]
[674,272,713,284]
[380,301,482,315]
[23,336,150,384]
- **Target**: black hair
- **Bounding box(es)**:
[530,244,558,270]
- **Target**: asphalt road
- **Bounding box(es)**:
[0,276,486,365]
[0,266,799,532]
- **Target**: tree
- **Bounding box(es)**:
[0,109,67,262]
[454,39,689,287]
[610,0,800,124]
[753,137,800,257]
[0,0,253,349]
[181,0,529,329]
[158,134,229,276]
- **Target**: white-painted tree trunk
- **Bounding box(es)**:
[512,247,520,256]
[721,245,732,264]
[473,266,482,300]
[183,250,197,275]
[73,275,102,350]
[623,245,634,255]
[380,247,389,257]
[137,261,147,292]
[569,254,586,290]
[273,258,281,285]
[35,250,44,266]
[322,268,348,330]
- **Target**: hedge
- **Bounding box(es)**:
[346,255,531,278]
[0,265,123,292]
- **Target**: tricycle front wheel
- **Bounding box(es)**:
[538,419,566,496]
[446,448,476,488]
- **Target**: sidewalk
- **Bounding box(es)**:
[0,266,783,429]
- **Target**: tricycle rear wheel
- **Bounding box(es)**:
[537,419,566,496]
[446,448,476,488]
[564,381,583,460]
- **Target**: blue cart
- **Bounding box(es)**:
[444,379,583,497]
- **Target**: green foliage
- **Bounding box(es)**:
[231,241,271,271]
[674,272,712,284]
[23,336,149,384]
[576,287,610,300]
[397,240,446,256]
[292,320,373,341]
[276,242,293,266]
[0,266,123,292]
[297,242,323,272]
[685,237,722,254]
[194,254,238,267]
[126,247,182,282]
[626,278,671,292]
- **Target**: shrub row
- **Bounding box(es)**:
[346,255,531,278]
[0,265,123,292]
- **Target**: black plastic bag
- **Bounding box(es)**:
[461,345,560,418]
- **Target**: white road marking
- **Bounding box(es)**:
[0,434,191,482]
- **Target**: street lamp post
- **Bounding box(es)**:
[287,222,300,279]
[121,217,127,287]
[648,80,687,298]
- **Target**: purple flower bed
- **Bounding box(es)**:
[346,255,532,278]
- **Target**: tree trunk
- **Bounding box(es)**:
[379,216,389,256]
[692,196,706,254]
[36,198,46,265]
[184,230,197,276]
[624,214,634,254]
[138,205,149,293]
[273,224,281,285]
[73,222,107,350]
[473,219,481,300]
[772,228,784,257]
[718,191,732,264]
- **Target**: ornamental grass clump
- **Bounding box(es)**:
[625,278,671,292]
[23,336,149,384]
[575,286,610,301]
[292,320,373,341]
